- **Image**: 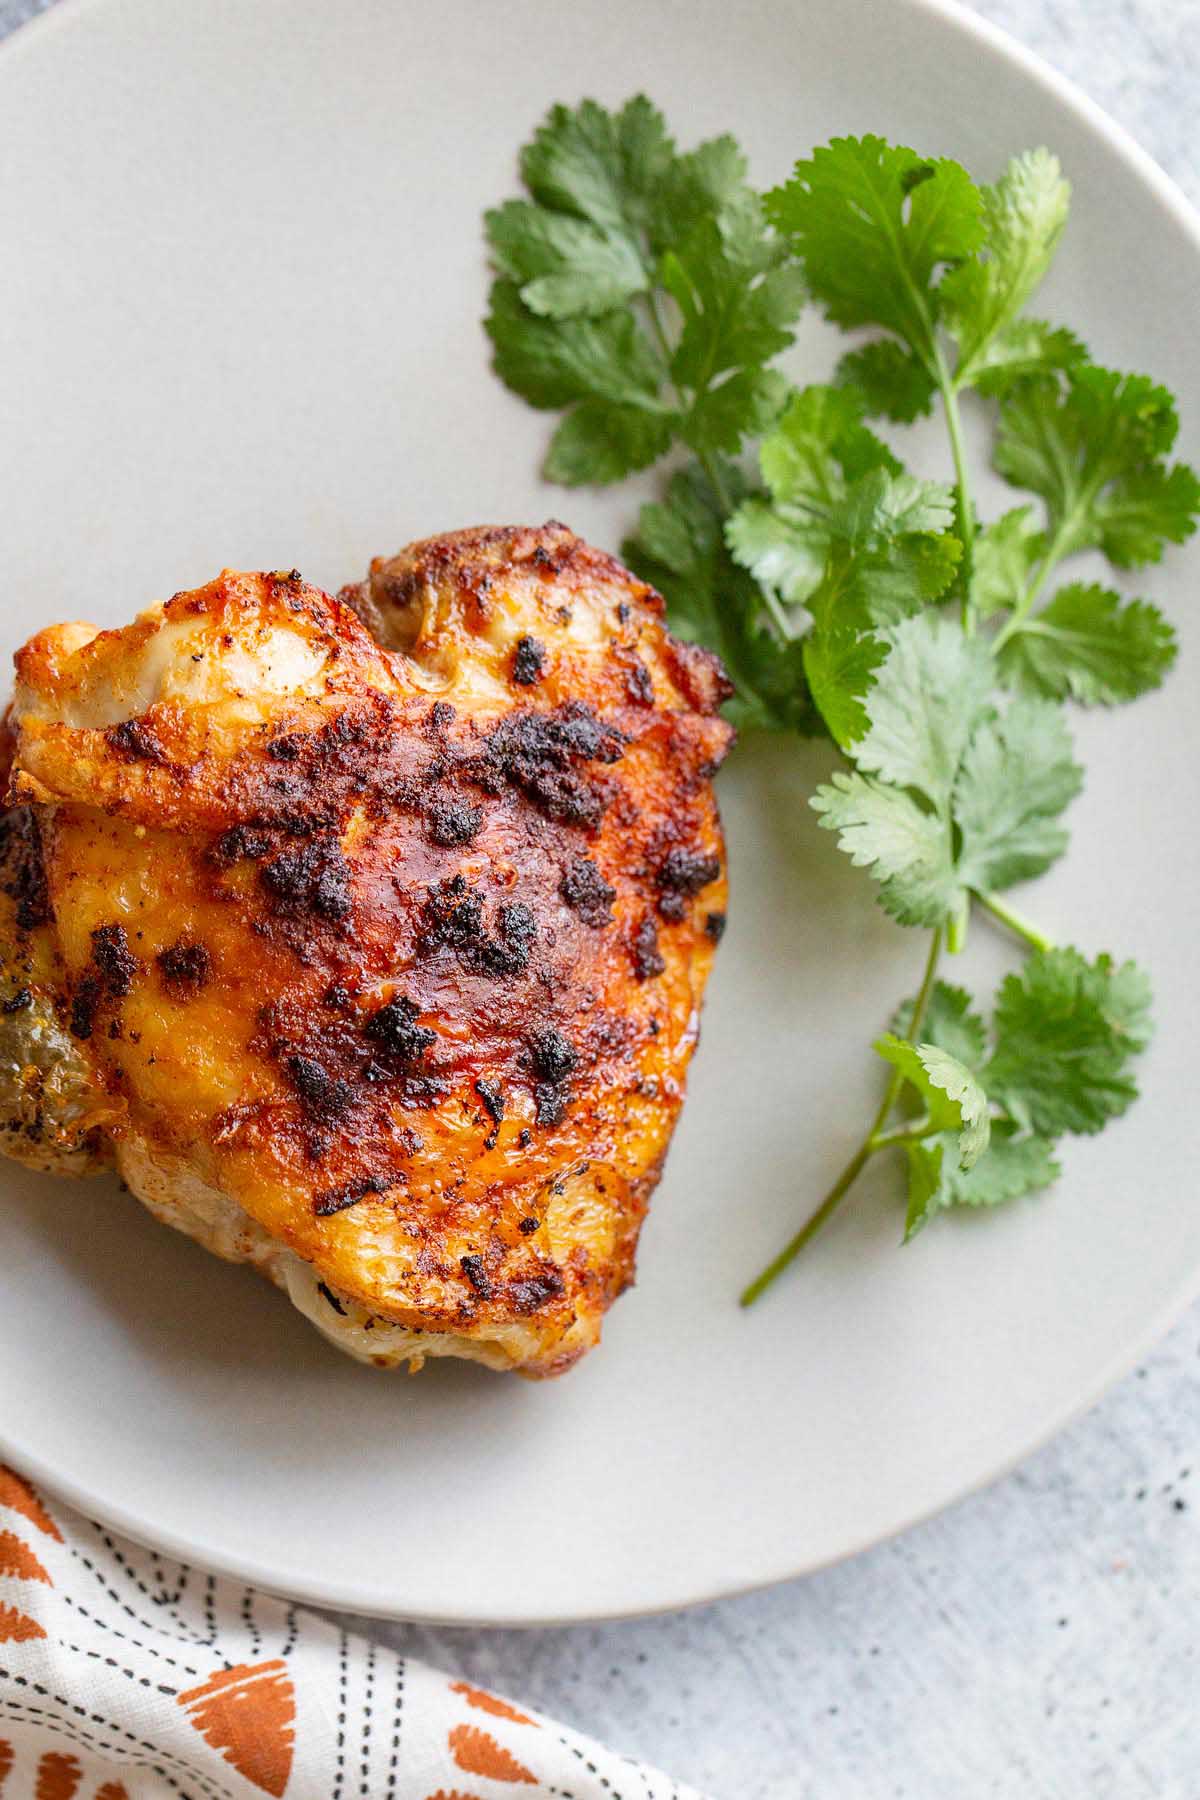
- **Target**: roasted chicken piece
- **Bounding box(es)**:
[0,524,732,1376]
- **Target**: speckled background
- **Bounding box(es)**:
[4,1,1198,1793]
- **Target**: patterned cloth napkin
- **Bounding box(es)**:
[0,1464,702,1800]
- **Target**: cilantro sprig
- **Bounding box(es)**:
[483,101,1197,1297]
[485,97,804,484]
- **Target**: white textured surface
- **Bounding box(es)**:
[3,0,1198,1792]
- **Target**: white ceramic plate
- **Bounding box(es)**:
[2,0,1198,1626]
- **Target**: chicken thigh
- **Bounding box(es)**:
[1,524,732,1376]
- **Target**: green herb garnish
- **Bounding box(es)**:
[483,100,1199,1300]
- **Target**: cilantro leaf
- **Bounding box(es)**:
[544,399,677,484]
[625,461,821,735]
[759,384,898,512]
[485,278,663,413]
[802,626,890,751]
[904,1140,945,1240]
[811,770,958,927]
[723,499,828,607]
[728,397,960,748]
[728,385,906,610]
[837,341,935,422]
[486,109,1177,1289]
[943,1126,1061,1208]
[852,615,993,809]
[814,623,1079,924]
[893,980,987,1071]
[985,948,1152,1135]
[489,97,804,486]
[684,366,792,458]
[662,212,805,455]
[647,134,754,249]
[967,319,1085,395]
[664,216,804,389]
[997,581,1177,704]
[794,499,959,751]
[942,149,1071,383]
[766,137,983,357]
[905,1125,1060,1238]
[994,365,1200,567]
[970,506,1045,618]
[837,531,962,631]
[825,469,955,542]
[484,200,648,319]
[954,696,1082,892]
[875,1034,991,1167]
[518,95,674,245]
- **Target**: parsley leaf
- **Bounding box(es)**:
[997,581,1177,703]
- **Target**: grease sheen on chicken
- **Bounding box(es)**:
[0,525,733,1376]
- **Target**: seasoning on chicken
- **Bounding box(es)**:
[0,524,733,1376]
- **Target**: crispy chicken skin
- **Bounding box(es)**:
[1,524,733,1376]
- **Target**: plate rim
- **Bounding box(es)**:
[3,0,1200,1627]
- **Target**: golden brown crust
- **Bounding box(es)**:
[4,528,733,1375]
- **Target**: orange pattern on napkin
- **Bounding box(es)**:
[448,1724,537,1783]
[0,1469,61,1541]
[451,1682,536,1726]
[177,1660,295,1796]
[0,1529,50,1585]
[0,1602,45,1643]
[33,1751,81,1799]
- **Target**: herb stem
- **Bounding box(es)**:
[740,927,943,1305]
[937,353,976,635]
[974,888,1056,953]
[739,1140,876,1306]
[698,449,796,647]
[646,288,675,370]
[869,1117,934,1151]
[992,507,1081,651]
[699,449,734,517]
[755,580,797,646]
